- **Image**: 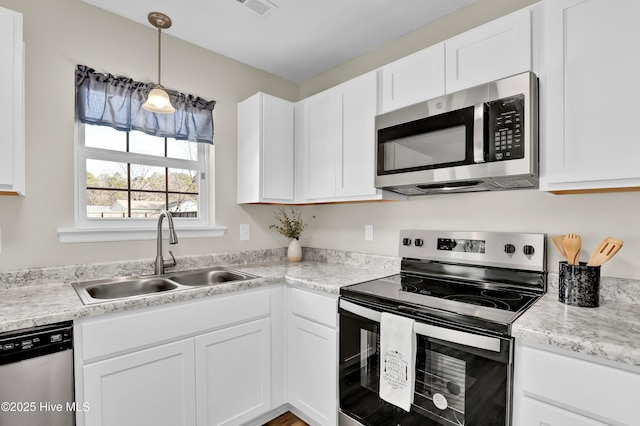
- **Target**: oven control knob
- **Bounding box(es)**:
[504,243,516,254]
[523,245,535,256]
[414,238,423,247]
[402,238,412,246]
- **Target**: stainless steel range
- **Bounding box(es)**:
[338,230,546,426]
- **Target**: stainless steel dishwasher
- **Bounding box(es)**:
[0,321,74,426]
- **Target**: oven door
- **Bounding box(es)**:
[339,299,513,426]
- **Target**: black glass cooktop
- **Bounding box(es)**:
[400,274,534,312]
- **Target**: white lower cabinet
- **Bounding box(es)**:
[195,319,271,426]
[83,339,197,426]
[75,289,274,426]
[513,341,640,425]
[287,288,338,426]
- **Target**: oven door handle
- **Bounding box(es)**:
[339,299,502,353]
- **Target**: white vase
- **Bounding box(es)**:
[287,239,302,262]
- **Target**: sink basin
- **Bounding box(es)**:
[84,277,178,300]
[167,267,253,286]
[71,267,258,305]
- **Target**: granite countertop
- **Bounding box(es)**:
[1,248,639,370]
[0,251,398,334]
[513,275,640,369]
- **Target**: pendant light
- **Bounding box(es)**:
[143,12,175,114]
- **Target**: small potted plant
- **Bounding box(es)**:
[269,207,312,262]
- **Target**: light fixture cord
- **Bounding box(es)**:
[157,26,162,85]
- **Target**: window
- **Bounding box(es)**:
[81,124,206,220]
[57,65,225,243]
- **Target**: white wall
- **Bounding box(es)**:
[1,0,639,282]
[0,0,298,271]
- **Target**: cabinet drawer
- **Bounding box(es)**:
[520,345,640,425]
[289,288,337,328]
[519,397,607,426]
[79,289,270,361]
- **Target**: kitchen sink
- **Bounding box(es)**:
[72,267,258,305]
[84,277,178,300]
[166,267,252,286]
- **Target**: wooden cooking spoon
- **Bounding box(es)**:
[587,237,624,267]
[562,234,582,265]
[551,235,568,261]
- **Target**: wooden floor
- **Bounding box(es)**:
[263,411,308,426]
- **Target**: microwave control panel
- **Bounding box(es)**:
[485,94,525,162]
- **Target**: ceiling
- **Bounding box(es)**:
[81,0,478,83]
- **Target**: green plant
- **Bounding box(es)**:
[269,207,312,240]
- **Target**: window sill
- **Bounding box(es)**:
[57,225,227,243]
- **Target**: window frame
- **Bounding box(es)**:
[57,123,226,243]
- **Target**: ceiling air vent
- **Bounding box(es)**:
[236,0,278,17]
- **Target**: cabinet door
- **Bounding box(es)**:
[379,44,445,113]
[287,315,338,426]
[237,93,294,204]
[518,397,608,426]
[195,318,271,426]
[0,6,24,195]
[82,339,196,426]
[540,0,640,192]
[445,7,531,92]
[262,95,294,201]
[299,89,341,200]
[337,72,378,198]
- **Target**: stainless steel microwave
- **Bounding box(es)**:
[375,72,538,195]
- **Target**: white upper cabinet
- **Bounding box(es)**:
[445,7,532,93]
[540,0,640,192]
[237,92,294,204]
[297,72,398,203]
[0,6,24,196]
[379,44,446,113]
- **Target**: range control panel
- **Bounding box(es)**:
[399,230,545,272]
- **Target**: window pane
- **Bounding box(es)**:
[130,164,166,191]
[167,138,198,161]
[169,193,198,218]
[130,192,166,218]
[87,159,127,189]
[129,130,165,157]
[168,168,199,193]
[86,189,127,218]
[85,125,126,151]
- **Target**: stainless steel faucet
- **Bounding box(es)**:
[154,210,178,275]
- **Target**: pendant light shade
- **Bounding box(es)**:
[143,12,175,114]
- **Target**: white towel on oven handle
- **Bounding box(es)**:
[379,312,416,412]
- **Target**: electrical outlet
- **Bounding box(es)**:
[365,225,374,241]
[240,224,250,241]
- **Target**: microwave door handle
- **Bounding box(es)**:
[473,102,485,163]
[340,299,501,352]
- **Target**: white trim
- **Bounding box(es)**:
[57,225,226,243]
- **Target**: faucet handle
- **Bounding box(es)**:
[164,250,177,269]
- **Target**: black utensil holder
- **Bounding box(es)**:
[558,261,600,307]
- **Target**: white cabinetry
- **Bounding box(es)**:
[287,288,338,426]
[195,319,271,426]
[0,6,24,196]
[237,93,294,203]
[83,339,197,426]
[540,0,640,192]
[379,44,445,113]
[513,341,640,425]
[75,289,274,426]
[445,7,532,93]
[297,71,394,202]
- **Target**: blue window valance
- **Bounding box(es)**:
[75,65,216,144]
